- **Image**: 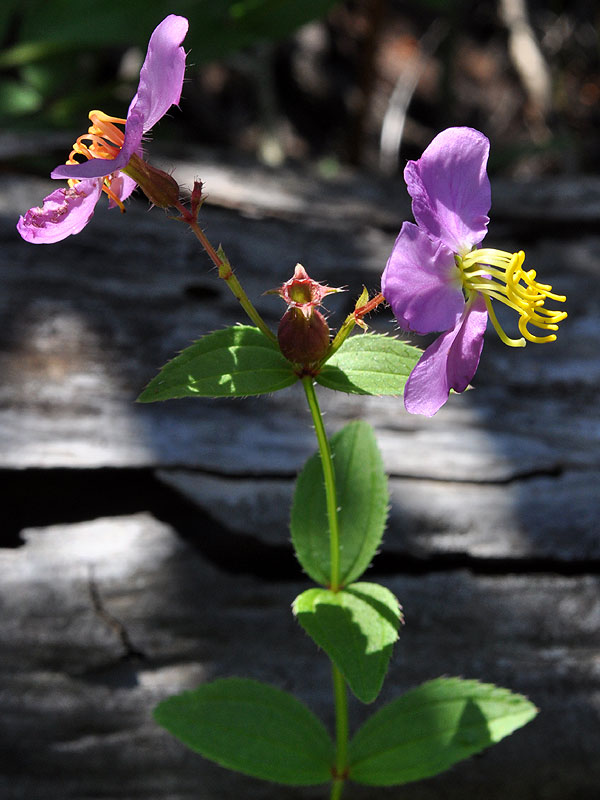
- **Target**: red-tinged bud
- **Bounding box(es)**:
[122,152,180,209]
[278,306,331,365]
[190,180,205,218]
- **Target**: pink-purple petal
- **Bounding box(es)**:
[446,292,488,393]
[50,112,145,181]
[49,12,188,184]
[16,179,103,244]
[404,127,491,254]
[19,15,188,244]
[404,293,488,416]
[107,172,138,207]
[128,14,188,132]
[382,221,464,334]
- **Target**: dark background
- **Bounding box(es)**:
[2,0,599,177]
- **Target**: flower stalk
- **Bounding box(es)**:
[325,289,385,362]
[177,203,276,342]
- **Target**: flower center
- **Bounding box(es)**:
[65,110,127,211]
[289,283,313,305]
[456,248,567,347]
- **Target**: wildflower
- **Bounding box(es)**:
[381,127,566,416]
[272,264,341,366]
[17,14,188,244]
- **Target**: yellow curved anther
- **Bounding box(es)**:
[483,296,526,347]
[518,315,557,343]
[458,246,566,348]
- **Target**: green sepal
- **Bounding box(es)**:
[349,677,538,785]
[154,678,334,786]
[290,420,388,586]
[137,325,298,401]
[293,582,402,704]
[316,333,421,395]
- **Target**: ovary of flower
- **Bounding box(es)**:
[457,248,567,347]
[66,110,128,211]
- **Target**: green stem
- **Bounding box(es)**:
[181,211,276,342]
[330,774,345,800]
[331,664,349,799]
[301,377,341,593]
[325,309,357,361]
[301,377,349,798]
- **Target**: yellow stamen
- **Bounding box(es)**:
[457,248,567,347]
[483,295,525,347]
[65,110,128,213]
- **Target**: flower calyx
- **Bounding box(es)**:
[271,264,342,368]
[122,153,181,209]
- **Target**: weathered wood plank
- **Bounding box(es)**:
[159,152,600,226]
[3,137,600,800]
[2,167,598,563]
[156,468,600,560]
[1,514,598,799]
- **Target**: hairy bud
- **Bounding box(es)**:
[123,153,180,209]
[278,306,330,365]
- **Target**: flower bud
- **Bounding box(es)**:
[278,306,330,365]
[190,180,205,218]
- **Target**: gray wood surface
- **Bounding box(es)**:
[1,155,599,798]
[1,514,598,799]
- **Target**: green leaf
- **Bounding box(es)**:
[290,420,388,586]
[316,334,421,396]
[154,678,334,786]
[349,677,538,785]
[138,325,297,401]
[294,582,402,703]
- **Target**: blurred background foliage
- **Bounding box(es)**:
[1,0,598,177]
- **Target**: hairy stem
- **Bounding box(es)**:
[301,377,341,592]
[178,206,276,342]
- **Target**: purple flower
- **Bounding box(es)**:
[17,14,188,244]
[382,127,567,416]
